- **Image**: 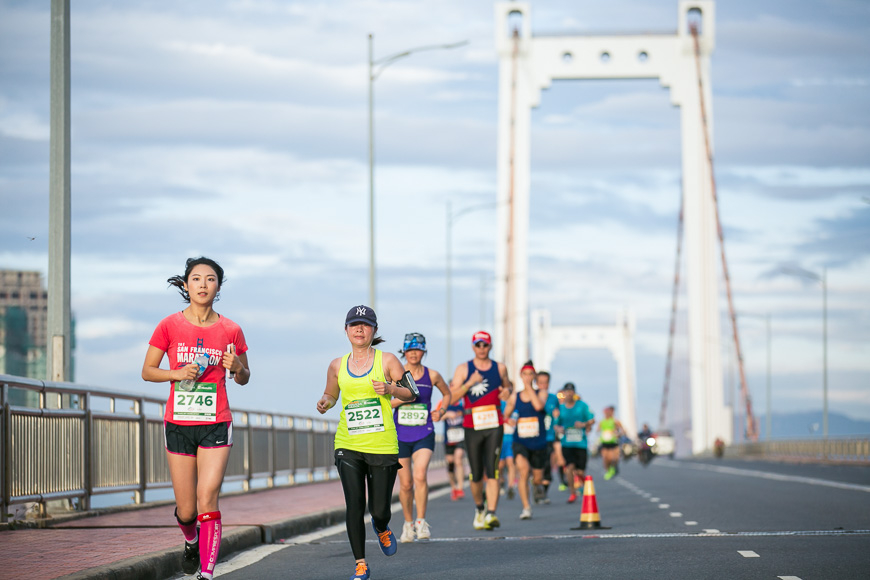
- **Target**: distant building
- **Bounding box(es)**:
[0,269,75,406]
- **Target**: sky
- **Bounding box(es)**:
[1,0,868,437]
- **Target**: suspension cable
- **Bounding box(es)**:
[660,188,684,431]
[690,24,758,441]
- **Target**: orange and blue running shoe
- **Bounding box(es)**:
[371,521,397,556]
[350,561,370,580]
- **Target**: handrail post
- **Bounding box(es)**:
[1,386,8,523]
[82,391,92,511]
[136,398,146,504]
[269,414,276,489]
[244,412,252,492]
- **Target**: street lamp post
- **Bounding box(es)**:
[446,201,496,373]
[367,35,467,310]
[780,266,828,439]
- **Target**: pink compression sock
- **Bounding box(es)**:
[175,507,198,543]
[197,511,222,579]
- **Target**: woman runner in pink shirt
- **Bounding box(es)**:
[142,257,250,579]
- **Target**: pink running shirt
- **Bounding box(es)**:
[149,312,248,425]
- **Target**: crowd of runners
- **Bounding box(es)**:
[145,257,631,580]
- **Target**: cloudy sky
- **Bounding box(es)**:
[1,0,868,437]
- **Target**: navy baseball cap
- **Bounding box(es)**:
[345,305,377,327]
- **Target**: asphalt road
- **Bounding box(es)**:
[177,457,870,579]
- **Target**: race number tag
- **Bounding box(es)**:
[173,382,217,422]
[446,426,465,444]
[564,428,584,443]
[471,405,499,431]
[601,429,616,443]
[345,398,385,435]
[517,416,540,439]
[397,403,428,426]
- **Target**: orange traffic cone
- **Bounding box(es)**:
[578,475,603,529]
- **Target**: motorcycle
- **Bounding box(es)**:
[638,436,654,466]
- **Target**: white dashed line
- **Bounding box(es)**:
[703,529,720,534]
[738,550,760,558]
[778,576,802,579]
[658,504,670,509]
[684,521,698,526]
[669,512,683,517]
[650,497,660,502]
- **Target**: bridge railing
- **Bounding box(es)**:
[730,438,870,463]
[0,374,340,523]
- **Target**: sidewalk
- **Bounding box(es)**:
[2,468,448,580]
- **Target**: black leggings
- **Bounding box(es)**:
[335,449,399,560]
[464,426,503,482]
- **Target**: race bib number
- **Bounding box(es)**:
[564,428,584,443]
[544,415,552,431]
[446,426,465,444]
[471,405,499,430]
[397,403,428,426]
[517,416,540,439]
[345,398,385,435]
[173,382,217,422]
[601,429,616,443]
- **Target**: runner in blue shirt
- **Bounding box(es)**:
[554,383,595,504]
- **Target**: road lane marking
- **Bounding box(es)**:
[213,544,291,576]
[684,521,698,526]
[778,576,802,579]
[659,504,670,508]
[290,528,870,545]
[704,529,720,533]
[670,512,683,517]
[650,497,660,502]
[738,550,760,557]
[658,460,870,493]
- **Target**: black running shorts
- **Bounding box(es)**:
[561,447,588,470]
[164,421,233,456]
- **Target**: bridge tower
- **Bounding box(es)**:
[494,1,730,454]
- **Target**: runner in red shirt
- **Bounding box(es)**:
[142,257,250,580]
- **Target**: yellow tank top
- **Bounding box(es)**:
[334,349,398,454]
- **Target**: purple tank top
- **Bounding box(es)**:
[394,367,434,442]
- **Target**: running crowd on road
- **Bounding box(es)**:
[144,267,636,580]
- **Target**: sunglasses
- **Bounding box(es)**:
[474,342,490,348]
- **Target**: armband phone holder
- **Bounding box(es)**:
[396,371,420,399]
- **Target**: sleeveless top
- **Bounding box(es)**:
[513,390,547,450]
[461,359,504,430]
[599,417,618,445]
[394,366,434,443]
[334,349,398,454]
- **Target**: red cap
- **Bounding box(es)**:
[472,331,492,345]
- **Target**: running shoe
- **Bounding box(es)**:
[533,484,544,504]
[400,521,416,543]
[567,493,577,504]
[181,540,200,574]
[604,466,616,480]
[415,518,431,540]
[473,509,487,530]
[519,508,532,520]
[484,512,500,530]
[456,489,465,499]
[451,488,460,501]
[558,483,568,492]
[371,521,397,556]
[350,561,370,580]
[507,486,515,500]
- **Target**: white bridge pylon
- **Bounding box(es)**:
[532,310,638,442]
[494,1,731,454]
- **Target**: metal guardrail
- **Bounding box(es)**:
[730,438,870,464]
[1,374,340,522]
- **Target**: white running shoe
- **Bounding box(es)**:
[415,518,431,540]
[473,509,487,530]
[520,508,532,520]
[400,521,416,543]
